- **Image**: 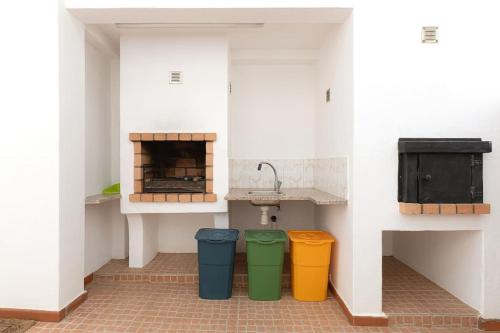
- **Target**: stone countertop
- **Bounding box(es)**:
[224,188,347,205]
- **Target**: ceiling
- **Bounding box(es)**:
[68,4,352,24]
[91,23,335,51]
[78,4,350,53]
[228,23,333,49]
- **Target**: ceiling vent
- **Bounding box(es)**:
[169,71,183,84]
[422,26,438,43]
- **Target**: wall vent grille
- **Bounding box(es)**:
[422,26,438,43]
[169,71,183,84]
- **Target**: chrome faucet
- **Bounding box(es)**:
[257,162,282,193]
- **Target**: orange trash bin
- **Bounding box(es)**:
[288,230,335,301]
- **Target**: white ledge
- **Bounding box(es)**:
[85,193,121,205]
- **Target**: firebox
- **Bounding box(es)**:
[129,133,217,203]
[142,141,205,193]
[398,138,492,204]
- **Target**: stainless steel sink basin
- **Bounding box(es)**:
[247,190,281,207]
[247,190,281,196]
[250,199,280,207]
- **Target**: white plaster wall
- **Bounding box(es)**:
[313,17,354,312]
[229,201,316,252]
[110,59,121,183]
[58,0,86,309]
[120,32,229,214]
[157,214,214,252]
[84,39,115,275]
[352,0,500,318]
[0,0,61,311]
[85,41,111,197]
[382,231,393,256]
[229,64,315,159]
[314,23,352,160]
[109,58,129,260]
[393,231,483,311]
[85,204,112,275]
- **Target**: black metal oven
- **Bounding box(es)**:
[398,138,492,203]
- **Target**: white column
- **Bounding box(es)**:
[484,227,500,318]
[0,1,86,312]
[127,214,158,268]
[213,212,229,229]
[111,201,128,259]
[59,0,86,309]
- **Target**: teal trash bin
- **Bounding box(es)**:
[195,228,239,300]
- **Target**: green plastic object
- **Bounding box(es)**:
[102,183,120,195]
[245,230,287,301]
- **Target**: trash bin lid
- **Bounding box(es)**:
[288,230,335,244]
[245,230,287,243]
[195,228,239,241]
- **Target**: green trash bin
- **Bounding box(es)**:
[245,229,287,301]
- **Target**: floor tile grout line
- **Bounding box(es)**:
[385,312,480,316]
[236,293,240,333]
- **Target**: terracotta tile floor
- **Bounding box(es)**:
[25,254,490,332]
[29,281,484,333]
[95,253,290,276]
[383,256,480,328]
[94,253,291,287]
[96,253,199,275]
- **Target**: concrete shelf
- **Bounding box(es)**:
[85,193,121,205]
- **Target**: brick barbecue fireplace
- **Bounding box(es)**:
[128,133,217,203]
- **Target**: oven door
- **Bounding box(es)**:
[418,153,472,203]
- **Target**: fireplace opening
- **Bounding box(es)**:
[130,132,216,203]
[141,141,206,193]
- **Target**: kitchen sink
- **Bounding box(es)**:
[247,190,281,207]
[247,190,281,196]
[250,199,280,207]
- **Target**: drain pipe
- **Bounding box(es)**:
[260,206,270,225]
